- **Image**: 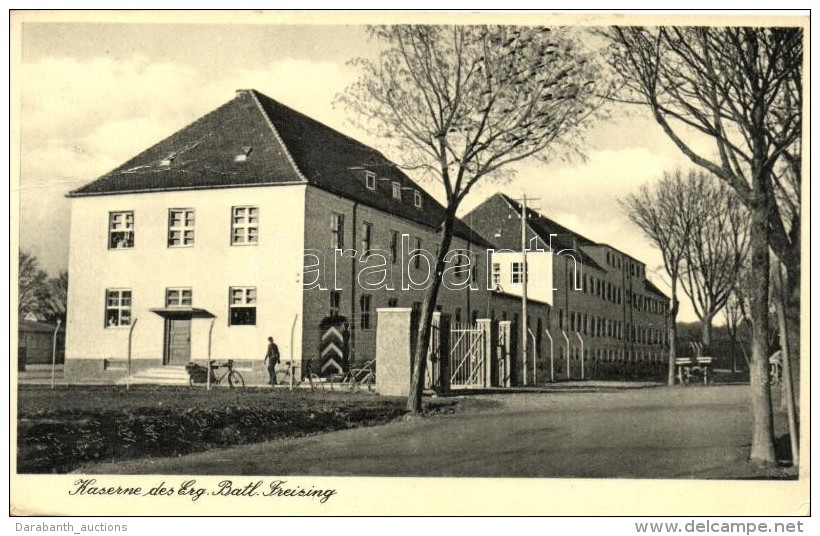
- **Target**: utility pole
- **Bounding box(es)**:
[521,194,529,386]
[510,193,539,386]
[509,194,541,386]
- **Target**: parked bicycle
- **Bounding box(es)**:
[276,360,321,392]
[186,359,245,388]
[340,358,376,393]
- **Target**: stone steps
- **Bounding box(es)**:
[115,366,189,385]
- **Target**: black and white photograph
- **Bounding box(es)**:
[10,10,809,517]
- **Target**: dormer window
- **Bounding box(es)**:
[392,182,401,200]
[234,146,253,163]
[365,171,376,190]
[414,190,422,208]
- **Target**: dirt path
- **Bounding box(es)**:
[82,385,795,479]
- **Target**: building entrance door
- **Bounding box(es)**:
[164,318,191,365]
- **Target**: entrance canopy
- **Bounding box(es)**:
[150,307,215,319]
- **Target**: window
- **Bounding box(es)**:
[511,262,525,284]
[388,297,399,308]
[492,263,501,286]
[166,287,192,307]
[361,222,372,257]
[108,211,134,249]
[414,190,422,208]
[360,295,371,329]
[168,209,195,247]
[229,287,256,325]
[105,289,132,327]
[365,171,376,190]
[392,182,402,200]
[414,237,422,269]
[390,230,399,264]
[330,291,341,316]
[231,206,258,245]
[331,213,345,249]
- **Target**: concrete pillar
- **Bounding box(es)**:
[375,308,414,397]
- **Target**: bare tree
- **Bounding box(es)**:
[620,170,701,386]
[607,26,802,466]
[339,25,606,413]
[679,178,749,353]
[723,290,746,374]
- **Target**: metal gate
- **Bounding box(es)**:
[449,322,485,387]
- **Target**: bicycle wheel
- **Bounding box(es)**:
[228,370,245,388]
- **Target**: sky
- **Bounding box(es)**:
[14,14,734,323]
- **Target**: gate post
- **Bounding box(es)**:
[427,312,451,393]
[476,319,496,388]
[498,320,512,387]
[375,308,414,397]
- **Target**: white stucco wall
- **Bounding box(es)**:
[489,250,554,305]
[66,185,307,364]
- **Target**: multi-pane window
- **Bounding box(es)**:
[392,182,402,200]
[331,213,345,249]
[388,297,399,308]
[108,211,134,249]
[390,230,399,264]
[229,287,256,325]
[330,291,341,316]
[414,190,422,208]
[231,206,258,245]
[365,171,376,190]
[168,209,195,247]
[492,263,501,286]
[360,295,371,329]
[361,222,372,258]
[166,287,192,307]
[105,289,132,327]
[511,262,524,284]
[414,237,422,269]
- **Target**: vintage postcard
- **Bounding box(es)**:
[9,10,810,516]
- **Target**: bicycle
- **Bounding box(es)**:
[186,359,245,388]
[275,360,321,392]
[340,359,376,393]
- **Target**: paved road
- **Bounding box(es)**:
[84,385,792,479]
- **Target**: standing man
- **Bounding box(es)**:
[264,336,280,386]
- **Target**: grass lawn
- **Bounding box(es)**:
[17,384,461,474]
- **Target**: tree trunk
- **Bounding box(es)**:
[774,267,799,467]
[407,212,457,414]
[748,192,776,466]
[700,312,713,356]
[666,280,679,386]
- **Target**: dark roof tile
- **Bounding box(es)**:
[69,89,488,246]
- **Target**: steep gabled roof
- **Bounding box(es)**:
[465,193,603,271]
[69,89,490,247]
[643,278,670,300]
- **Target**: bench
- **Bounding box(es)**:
[676,357,713,386]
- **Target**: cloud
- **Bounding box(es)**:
[18,53,355,275]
